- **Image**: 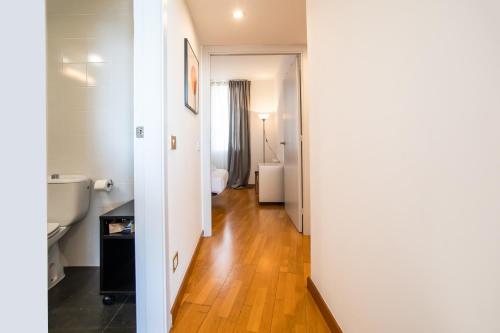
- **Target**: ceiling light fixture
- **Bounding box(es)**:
[233,9,244,20]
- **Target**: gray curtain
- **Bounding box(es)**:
[227,80,251,188]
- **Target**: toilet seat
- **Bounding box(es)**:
[47,222,60,238]
[47,222,69,289]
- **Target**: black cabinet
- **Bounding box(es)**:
[100,200,135,305]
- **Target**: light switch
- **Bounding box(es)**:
[170,135,177,150]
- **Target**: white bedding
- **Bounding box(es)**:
[212,168,229,194]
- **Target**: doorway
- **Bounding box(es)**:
[45,0,136,331]
[202,49,306,235]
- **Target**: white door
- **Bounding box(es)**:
[283,56,302,232]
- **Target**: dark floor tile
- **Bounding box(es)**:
[49,329,100,333]
[49,306,117,330]
[107,296,136,329]
[48,267,135,331]
[49,267,99,310]
[103,327,136,333]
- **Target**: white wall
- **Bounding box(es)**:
[249,80,279,184]
[307,1,500,332]
[0,1,47,332]
[46,0,134,266]
[164,0,202,308]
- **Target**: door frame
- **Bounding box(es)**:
[200,45,307,236]
[283,55,304,232]
[133,0,170,331]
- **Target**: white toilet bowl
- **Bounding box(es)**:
[47,175,90,290]
[47,223,70,289]
[48,223,67,248]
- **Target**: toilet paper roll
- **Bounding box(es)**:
[94,179,114,192]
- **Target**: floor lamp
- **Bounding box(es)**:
[258,113,270,163]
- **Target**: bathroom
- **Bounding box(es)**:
[46,0,135,331]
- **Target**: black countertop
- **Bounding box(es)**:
[101,200,134,219]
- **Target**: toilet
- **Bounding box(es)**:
[47,174,91,289]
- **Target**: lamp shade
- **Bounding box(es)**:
[258,113,270,120]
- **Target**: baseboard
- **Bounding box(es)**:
[170,231,204,323]
[307,277,343,333]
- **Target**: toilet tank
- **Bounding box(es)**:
[48,174,91,227]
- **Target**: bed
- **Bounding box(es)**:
[211,167,229,195]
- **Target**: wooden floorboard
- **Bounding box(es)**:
[171,188,330,333]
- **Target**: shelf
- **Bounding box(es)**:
[100,200,136,296]
[103,234,135,240]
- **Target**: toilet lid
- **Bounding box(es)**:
[47,223,60,237]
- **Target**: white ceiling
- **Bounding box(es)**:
[210,55,295,81]
[185,0,307,45]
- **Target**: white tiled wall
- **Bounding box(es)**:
[46,0,133,266]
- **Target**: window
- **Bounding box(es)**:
[211,82,229,169]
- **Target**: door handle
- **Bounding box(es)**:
[280,142,286,145]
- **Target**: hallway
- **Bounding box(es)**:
[172,188,329,332]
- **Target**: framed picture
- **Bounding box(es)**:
[184,38,199,114]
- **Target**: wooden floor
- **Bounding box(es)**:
[171,188,330,333]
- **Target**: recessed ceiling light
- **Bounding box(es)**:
[233,9,244,20]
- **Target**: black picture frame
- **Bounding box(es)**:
[184,38,199,114]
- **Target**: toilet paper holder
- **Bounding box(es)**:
[94,179,114,192]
